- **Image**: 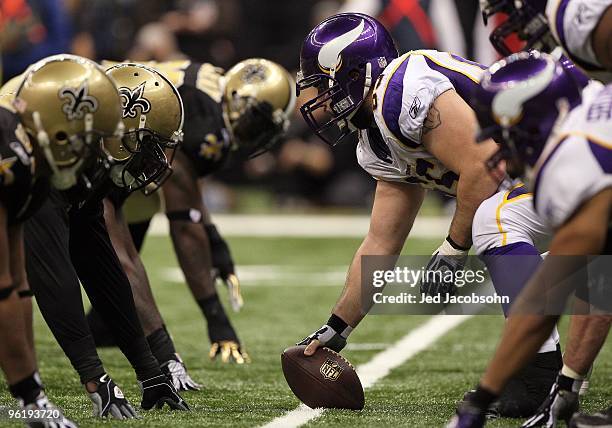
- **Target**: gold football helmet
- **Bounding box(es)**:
[221,58,295,158]
[105,63,184,193]
[0,74,25,110]
[15,54,124,190]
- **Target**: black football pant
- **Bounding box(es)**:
[85,218,152,345]
[24,191,159,384]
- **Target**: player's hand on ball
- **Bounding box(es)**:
[87,374,139,419]
[139,374,189,411]
[209,341,251,364]
[298,324,347,356]
[420,237,469,298]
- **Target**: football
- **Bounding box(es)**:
[281,345,365,410]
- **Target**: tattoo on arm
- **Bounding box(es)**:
[422,104,442,136]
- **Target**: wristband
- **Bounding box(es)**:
[446,235,471,252]
[327,313,353,339]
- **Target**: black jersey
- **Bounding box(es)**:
[0,107,50,225]
[139,61,232,177]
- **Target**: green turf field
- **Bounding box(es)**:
[1,235,610,427]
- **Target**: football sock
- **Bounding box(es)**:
[147,326,178,364]
[9,371,43,405]
[198,294,238,343]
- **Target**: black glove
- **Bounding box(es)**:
[420,237,469,298]
[87,374,138,419]
[297,314,352,353]
[139,374,189,411]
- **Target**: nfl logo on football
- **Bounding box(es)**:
[320,359,344,381]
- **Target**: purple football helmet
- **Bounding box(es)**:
[472,51,586,177]
[297,13,398,146]
[480,0,557,56]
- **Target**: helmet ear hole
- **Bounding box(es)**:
[55,131,68,141]
[349,70,360,81]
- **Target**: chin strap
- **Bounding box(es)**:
[362,62,373,99]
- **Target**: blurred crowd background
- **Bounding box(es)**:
[0,0,498,213]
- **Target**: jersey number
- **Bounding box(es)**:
[405,158,458,194]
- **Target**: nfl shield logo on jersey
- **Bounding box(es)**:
[320,359,344,381]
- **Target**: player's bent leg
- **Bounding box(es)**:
[469,187,561,418]
[24,195,139,419]
[68,201,190,409]
[103,198,164,337]
[24,196,107,385]
[100,198,201,391]
[0,287,36,384]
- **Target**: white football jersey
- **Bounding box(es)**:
[533,81,612,229]
[356,50,486,196]
[546,0,612,82]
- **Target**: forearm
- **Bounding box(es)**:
[334,231,406,326]
[169,221,216,300]
[449,165,498,248]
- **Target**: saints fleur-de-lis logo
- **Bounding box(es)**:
[241,64,267,83]
[119,82,151,118]
[200,133,225,161]
[59,81,99,120]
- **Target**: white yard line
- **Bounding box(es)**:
[148,213,450,238]
[160,266,347,287]
[261,314,472,428]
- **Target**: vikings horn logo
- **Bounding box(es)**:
[491,56,556,126]
[59,81,99,121]
[119,82,152,119]
[317,19,365,74]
